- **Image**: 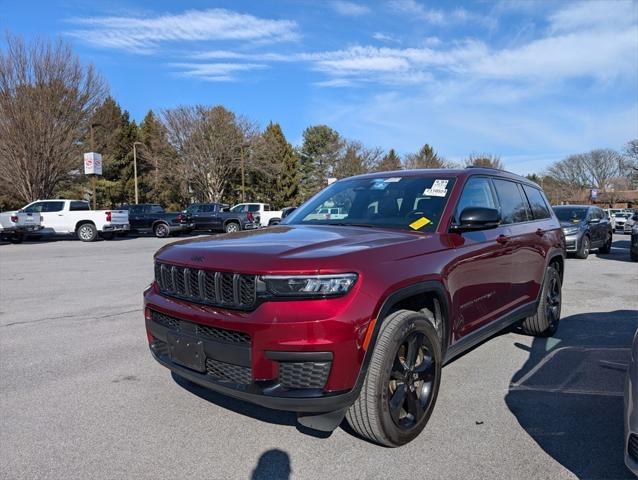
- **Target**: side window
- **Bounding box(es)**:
[454,177,497,222]
[492,179,530,224]
[201,204,215,213]
[264,204,270,211]
[70,201,90,211]
[248,205,260,212]
[232,205,245,212]
[149,205,164,214]
[23,202,44,213]
[44,201,65,213]
[522,185,551,220]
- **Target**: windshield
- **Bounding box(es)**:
[286,175,456,233]
[615,213,631,219]
[553,207,588,223]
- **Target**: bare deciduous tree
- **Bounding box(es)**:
[464,153,504,170]
[548,149,625,191]
[0,34,106,203]
[162,105,255,202]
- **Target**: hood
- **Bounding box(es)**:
[560,221,582,228]
[155,225,445,273]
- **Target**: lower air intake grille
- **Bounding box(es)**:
[149,310,250,346]
[629,433,638,462]
[206,358,252,385]
[151,339,169,356]
[279,361,332,389]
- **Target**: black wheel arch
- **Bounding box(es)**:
[75,220,96,231]
[351,281,451,401]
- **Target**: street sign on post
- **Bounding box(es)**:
[84,152,102,209]
[591,188,599,200]
[84,152,103,175]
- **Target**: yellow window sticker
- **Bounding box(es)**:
[409,217,431,230]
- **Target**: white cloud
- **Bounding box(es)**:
[548,0,637,32]
[66,9,299,53]
[169,62,267,81]
[387,0,493,27]
[330,1,371,16]
[372,32,400,43]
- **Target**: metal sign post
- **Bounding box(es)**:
[84,152,103,209]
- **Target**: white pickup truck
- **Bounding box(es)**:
[0,210,43,243]
[19,199,129,242]
[230,203,283,227]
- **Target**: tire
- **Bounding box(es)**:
[346,309,442,447]
[76,223,97,242]
[224,222,240,233]
[575,235,590,259]
[7,233,24,244]
[631,249,638,262]
[520,265,561,337]
[100,232,115,240]
[153,223,170,238]
[598,233,612,254]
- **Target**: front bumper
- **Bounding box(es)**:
[563,233,579,252]
[243,222,259,230]
[143,284,367,413]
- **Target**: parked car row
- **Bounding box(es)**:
[0,199,298,243]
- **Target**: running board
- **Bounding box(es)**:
[444,301,538,364]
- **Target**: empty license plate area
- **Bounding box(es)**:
[167,332,205,372]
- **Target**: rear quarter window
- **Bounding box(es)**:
[70,201,90,211]
[492,179,530,224]
[522,185,551,220]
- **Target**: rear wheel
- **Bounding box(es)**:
[598,233,612,254]
[224,222,240,233]
[346,309,442,447]
[76,223,97,242]
[575,235,590,259]
[153,223,170,238]
[7,233,24,244]
[520,265,561,337]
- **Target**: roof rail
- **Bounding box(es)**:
[465,165,506,172]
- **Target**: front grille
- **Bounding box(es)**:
[151,339,169,356]
[150,310,250,346]
[155,261,256,310]
[206,358,252,385]
[629,434,638,462]
[279,361,332,390]
[196,324,250,345]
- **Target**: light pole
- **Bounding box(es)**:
[133,142,144,205]
[90,122,101,209]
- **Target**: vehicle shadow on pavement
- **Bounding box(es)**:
[506,310,638,479]
[596,238,633,263]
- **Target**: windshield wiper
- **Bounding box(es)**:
[323,222,376,228]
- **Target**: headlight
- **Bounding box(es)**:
[562,226,579,235]
[257,273,358,298]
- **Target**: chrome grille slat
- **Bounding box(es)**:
[155,261,256,310]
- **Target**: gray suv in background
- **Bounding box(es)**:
[552,205,613,259]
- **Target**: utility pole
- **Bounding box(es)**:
[133,142,144,205]
[241,145,245,202]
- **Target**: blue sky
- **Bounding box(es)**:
[2,0,637,174]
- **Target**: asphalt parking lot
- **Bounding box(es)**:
[1,233,637,480]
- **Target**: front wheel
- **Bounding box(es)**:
[7,233,24,244]
[346,309,442,447]
[76,223,97,242]
[575,235,590,259]
[520,265,561,337]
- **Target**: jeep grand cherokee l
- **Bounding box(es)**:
[144,167,565,447]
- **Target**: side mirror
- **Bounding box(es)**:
[451,207,501,233]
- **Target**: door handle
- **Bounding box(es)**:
[496,234,510,245]
[58,214,64,216]
[535,228,545,237]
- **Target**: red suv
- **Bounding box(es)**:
[144,167,565,446]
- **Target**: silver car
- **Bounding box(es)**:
[625,328,638,475]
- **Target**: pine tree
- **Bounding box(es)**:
[464,153,504,170]
[299,125,343,199]
[257,122,299,208]
[404,144,447,169]
[377,149,402,171]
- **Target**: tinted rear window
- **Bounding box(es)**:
[70,201,90,211]
[522,185,551,220]
[492,179,530,224]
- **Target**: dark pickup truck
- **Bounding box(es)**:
[184,203,259,233]
[124,204,194,238]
